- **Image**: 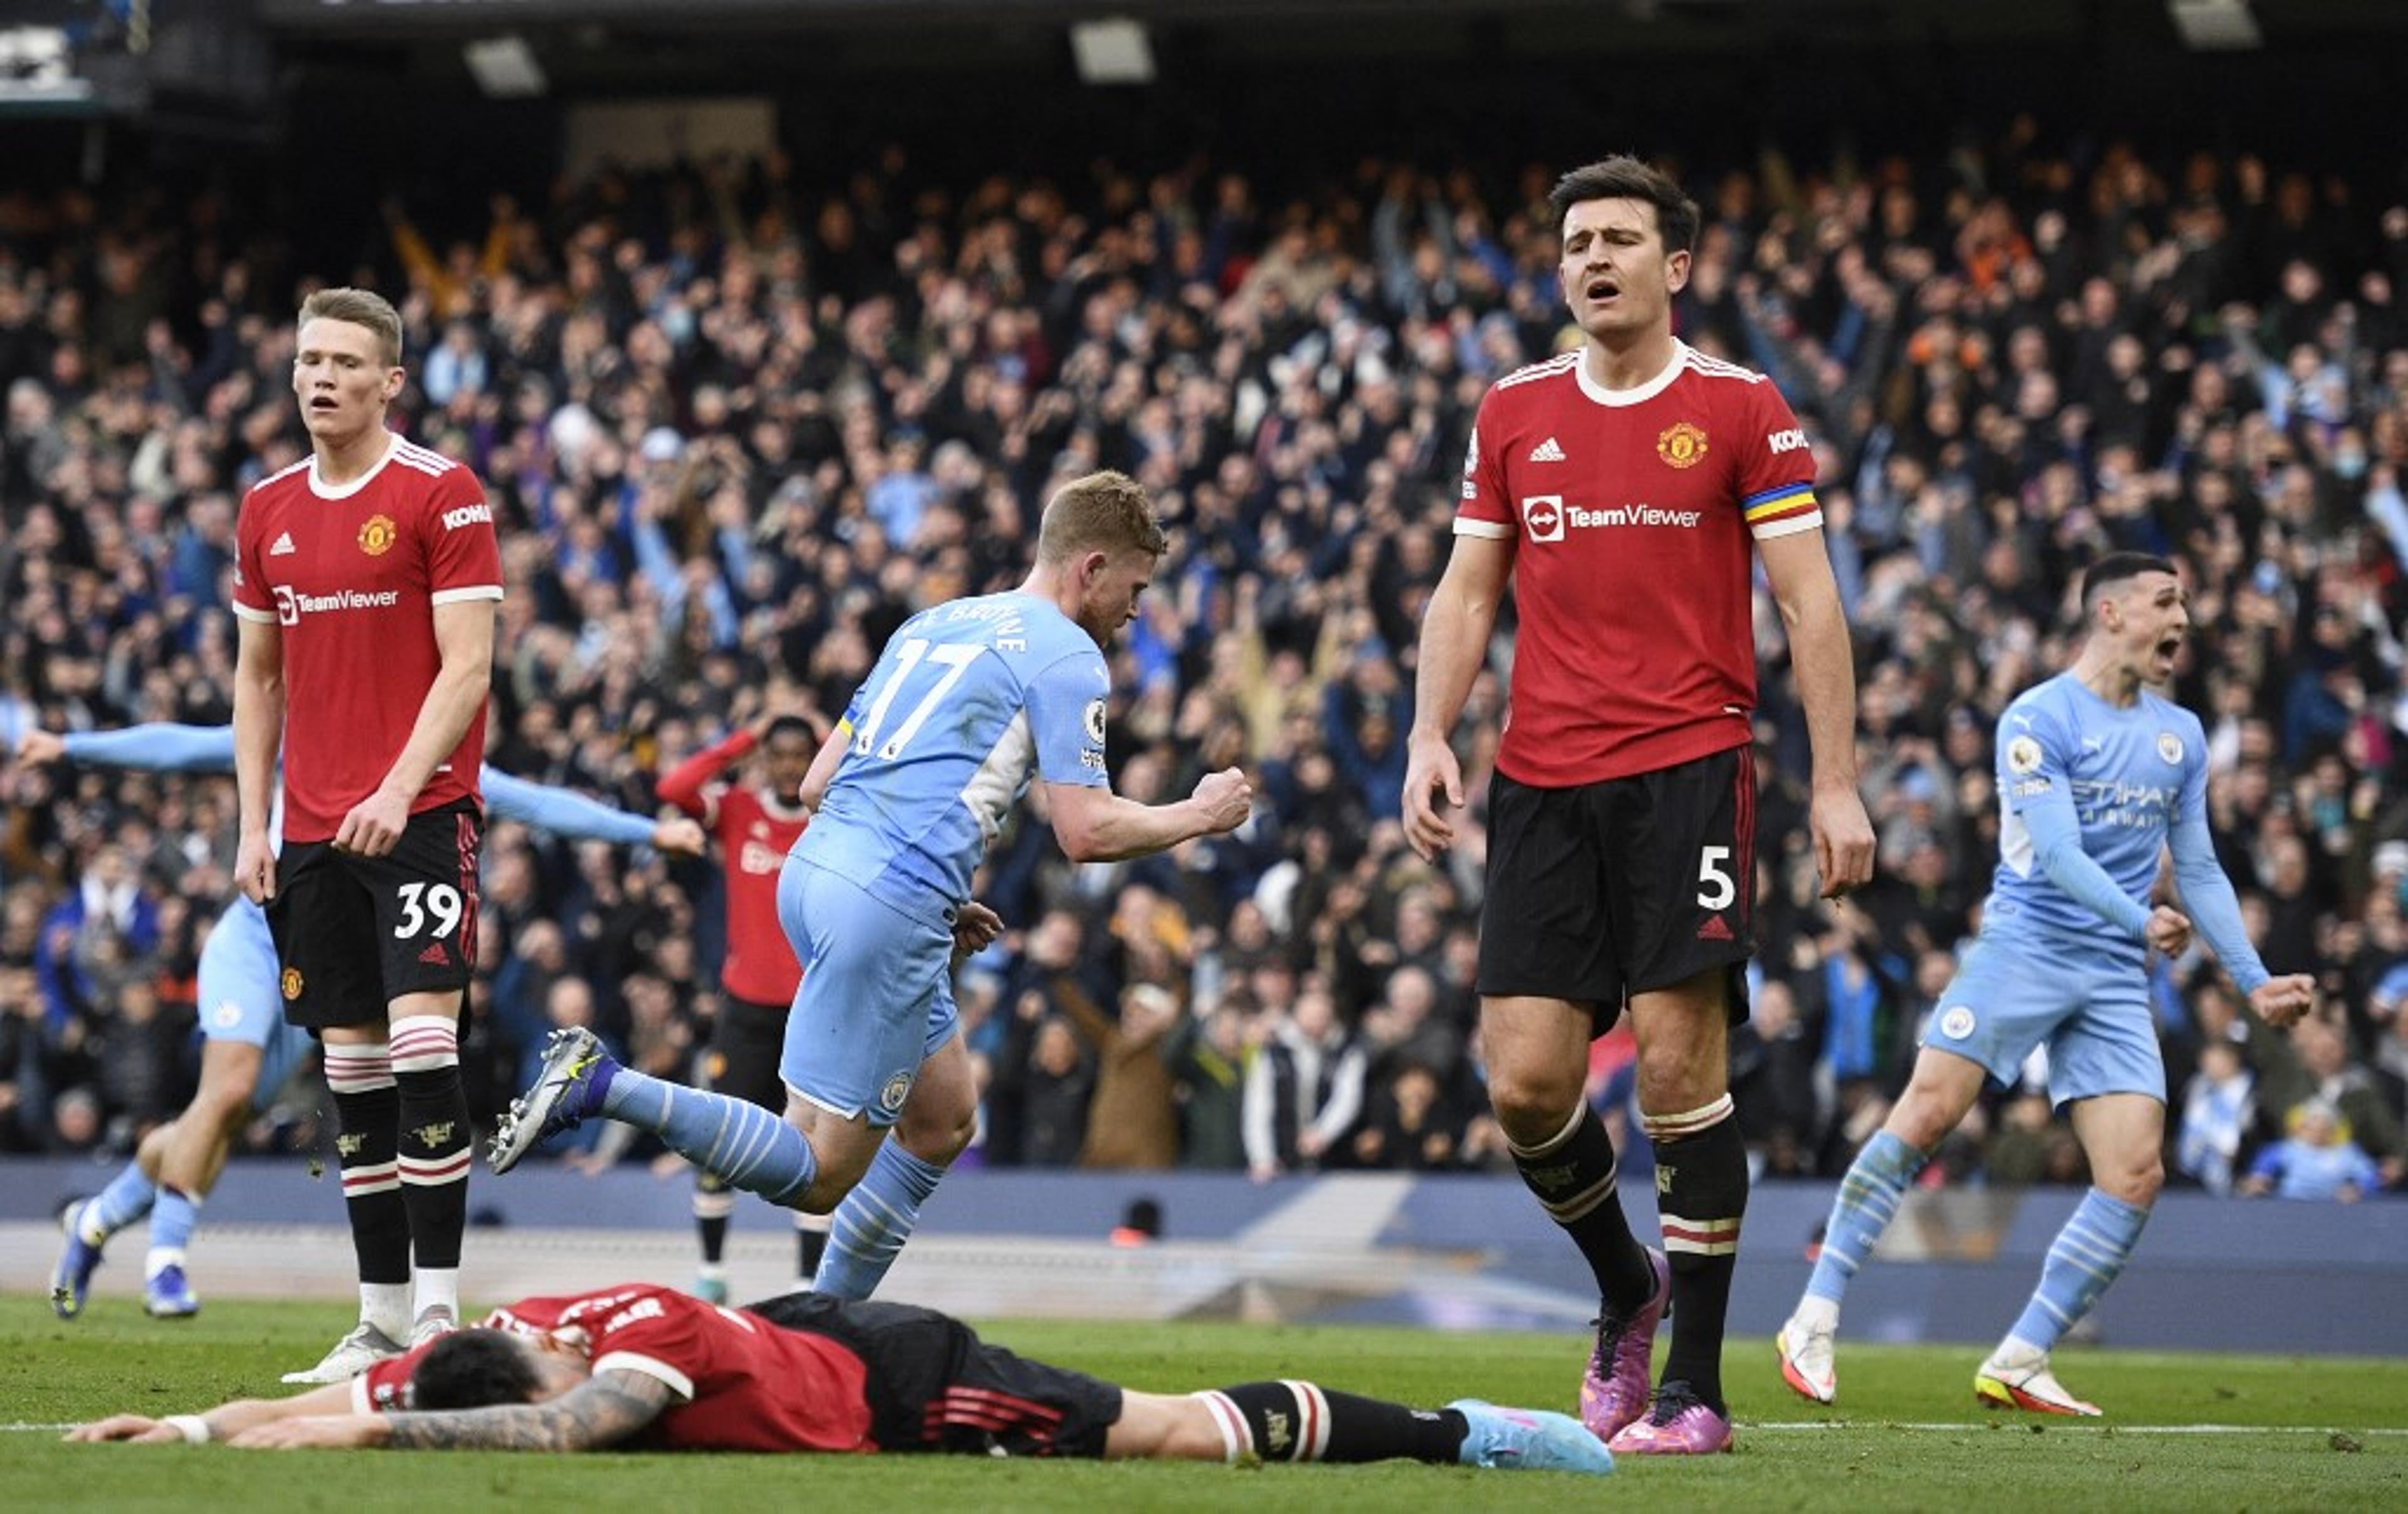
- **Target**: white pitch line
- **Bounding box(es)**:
[1,1422,79,1432]
[1745,1422,2408,1436]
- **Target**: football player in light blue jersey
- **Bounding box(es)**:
[1774,554,2314,1416]
[26,722,704,1330]
[492,471,1254,1301]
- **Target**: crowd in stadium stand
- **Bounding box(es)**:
[3,123,2405,1202]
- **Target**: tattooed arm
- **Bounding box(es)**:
[227,1371,677,1452]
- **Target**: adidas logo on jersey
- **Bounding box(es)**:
[1696,915,1734,942]
[418,942,450,966]
[1528,436,1566,463]
[270,532,297,556]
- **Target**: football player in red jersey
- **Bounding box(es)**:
[230,288,505,1384]
[68,1281,1611,1476]
[654,712,827,1300]
[1403,156,1875,1455]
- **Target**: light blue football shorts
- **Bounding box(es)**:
[1920,929,2164,1107]
[776,856,960,1128]
[195,899,317,1115]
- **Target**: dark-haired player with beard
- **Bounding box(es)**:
[69,1281,1612,1477]
[1404,154,1876,1454]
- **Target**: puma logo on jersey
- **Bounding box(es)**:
[1528,436,1566,462]
[270,532,297,556]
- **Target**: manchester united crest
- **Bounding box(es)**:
[281,967,305,1001]
[1657,421,1709,470]
[358,514,398,556]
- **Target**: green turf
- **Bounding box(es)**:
[4,1295,2402,1510]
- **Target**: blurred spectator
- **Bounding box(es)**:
[1242,979,1366,1180]
[2254,1014,2404,1190]
[1166,999,1250,1170]
[1059,982,1185,1170]
[2175,1038,2257,1195]
[1018,1017,1096,1168]
[2239,1099,2384,1201]
[1347,1061,1465,1171]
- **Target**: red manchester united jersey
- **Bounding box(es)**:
[1456,342,1820,786]
[657,730,810,1006]
[353,1283,877,1453]
[231,435,504,842]
[712,787,810,1004]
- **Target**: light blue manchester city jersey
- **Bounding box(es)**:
[1987,672,2207,956]
[795,591,1110,918]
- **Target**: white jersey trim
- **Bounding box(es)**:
[230,601,278,623]
[1492,352,1580,391]
[391,439,458,473]
[256,456,312,491]
[1750,510,1825,540]
[430,585,505,606]
[307,433,399,501]
[592,1351,696,1402]
[1681,347,1770,385]
[1452,518,1515,539]
[1571,340,1689,408]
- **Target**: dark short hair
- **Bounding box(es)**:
[2081,552,2179,609]
[412,1330,543,1411]
[763,715,816,748]
[1548,156,1700,256]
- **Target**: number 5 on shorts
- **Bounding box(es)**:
[1696,846,1736,910]
[394,881,465,940]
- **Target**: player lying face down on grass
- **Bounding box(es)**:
[67,1283,1610,1476]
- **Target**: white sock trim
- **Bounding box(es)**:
[1505,1101,1588,1160]
[1193,1390,1250,1464]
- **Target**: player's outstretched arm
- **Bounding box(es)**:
[1045,768,1252,864]
[482,767,699,853]
[66,1382,355,1444]
[41,723,240,775]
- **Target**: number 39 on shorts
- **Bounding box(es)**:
[393,881,465,939]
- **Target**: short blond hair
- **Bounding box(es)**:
[297,287,404,368]
[1035,470,1168,564]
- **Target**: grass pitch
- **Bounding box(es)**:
[3,1295,2401,1511]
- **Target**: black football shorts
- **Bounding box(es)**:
[1476,744,1755,1030]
